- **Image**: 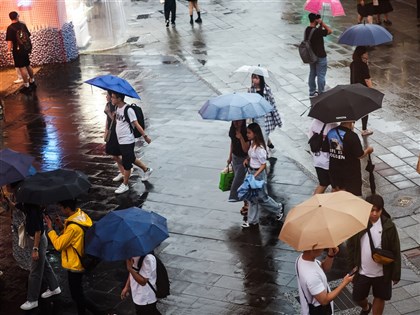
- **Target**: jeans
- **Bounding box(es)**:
[228,154,247,201]
[309,57,328,95]
[27,233,59,302]
[247,169,281,225]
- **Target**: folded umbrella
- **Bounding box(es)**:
[85,75,141,99]
[338,23,393,46]
[0,148,35,186]
[85,207,169,261]
[308,83,384,123]
[365,154,376,195]
[199,93,273,121]
[279,191,372,251]
[15,169,91,204]
[237,174,265,202]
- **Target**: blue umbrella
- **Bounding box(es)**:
[338,23,393,46]
[199,93,273,121]
[0,148,35,186]
[85,75,141,99]
[85,207,169,261]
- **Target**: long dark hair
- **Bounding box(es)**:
[247,123,266,150]
[352,46,367,62]
[252,74,266,97]
[228,120,247,139]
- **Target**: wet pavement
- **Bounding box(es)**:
[1,0,420,314]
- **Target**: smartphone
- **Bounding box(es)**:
[348,266,358,276]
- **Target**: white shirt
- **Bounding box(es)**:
[248,144,267,169]
[296,255,334,315]
[115,104,137,145]
[308,119,338,170]
[130,255,157,305]
[360,220,384,277]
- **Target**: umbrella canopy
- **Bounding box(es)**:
[304,0,345,17]
[0,148,35,186]
[85,207,169,261]
[235,65,270,78]
[199,93,273,121]
[15,169,91,204]
[231,65,281,91]
[308,83,384,123]
[85,75,141,99]
[279,191,372,251]
[338,23,393,46]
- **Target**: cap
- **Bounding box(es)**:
[308,13,321,22]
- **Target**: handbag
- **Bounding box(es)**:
[367,227,395,265]
[219,164,234,192]
[18,221,28,249]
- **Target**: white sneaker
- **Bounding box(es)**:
[41,287,61,298]
[20,300,38,310]
[14,78,24,84]
[115,183,129,194]
[141,168,153,182]
[112,173,124,182]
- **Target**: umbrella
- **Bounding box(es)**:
[365,154,376,194]
[338,23,393,46]
[199,93,273,121]
[231,65,281,91]
[279,191,372,251]
[85,207,169,261]
[308,83,384,123]
[85,75,141,99]
[235,65,270,78]
[15,169,91,204]
[0,148,35,186]
[237,174,265,202]
[304,0,345,17]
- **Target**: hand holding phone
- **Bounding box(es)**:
[348,266,359,276]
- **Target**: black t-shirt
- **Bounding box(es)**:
[229,126,248,158]
[305,26,328,58]
[324,126,364,177]
[5,22,31,53]
[21,204,44,237]
[350,60,370,86]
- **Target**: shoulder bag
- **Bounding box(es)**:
[367,226,395,265]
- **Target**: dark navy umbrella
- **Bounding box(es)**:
[15,169,91,204]
[85,207,169,261]
[338,23,393,46]
[0,148,35,186]
[85,75,141,99]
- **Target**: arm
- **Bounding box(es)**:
[321,247,339,273]
[314,274,354,305]
[227,143,233,164]
[45,217,77,252]
[132,120,151,144]
[358,146,374,159]
[364,78,373,88]
[32,230,41,261]
[121,275,131,300]
[319,20,332,35]
[126,258,148,286]
[253,163,266,178]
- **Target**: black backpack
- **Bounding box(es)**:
[124,104,145,138]
[308,123,326,153]
[13,24,32,53]
[67,222,101,272]
[137,254,170,299]
[299,28,318,64]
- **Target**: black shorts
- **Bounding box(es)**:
[315,167,331,187]
[352,274,392,301]
[357,3,375,17]
[105,130,121,156]
[330,174,362,196]
[119,143,136,170]
[13,51,30,68]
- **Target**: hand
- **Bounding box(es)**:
[343,273,355,285]
[120,286,130,300]
[55,215,64,230]
[144,135,151,144]
[235,130,243,140]
[366,146,374,154]
[243,159,249,168]
[44,215,52,229]
[32,250,39,261]
[227,158,232,164]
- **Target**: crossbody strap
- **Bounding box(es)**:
[366,226,376,253]
[295,257,311,305]
[306,27,316,41]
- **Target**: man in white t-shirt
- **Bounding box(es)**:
[121,255,161,315]
[347,194,401,315]
[112,92,153,194]
[296,247,354,315]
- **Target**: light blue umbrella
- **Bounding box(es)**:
[338,23,393,46]
[199,93,274,121]
[85,207,168,261]
[85,75,141,99]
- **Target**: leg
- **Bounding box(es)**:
[18,67,30,84]
[371,276,392,315]
[67,271,86,315]
[133,159,147,172]
[314,167,330,194]
[171,1,176,23]
[26,236,47,302]
[26,65,34,80]
[112,155,124,175]
[353,274,373,314]
[316,57,328,94]
[372,298,385,315]
[40,234,59,291]
[314,185,327,194]
[189,1,194,24]
[194,1,202,23]
[229,155,247,201]
[247,199,260,225]
[254,171,282,216]
[308,63,317,95]
[367,15,373,23]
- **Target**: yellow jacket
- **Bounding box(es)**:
[48,208,93,272]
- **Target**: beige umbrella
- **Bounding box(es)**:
[279,191,372,251]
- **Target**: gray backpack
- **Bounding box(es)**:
[299,28,318,64]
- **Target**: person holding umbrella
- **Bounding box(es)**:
[350,46,374,136]
[347,194,401,315]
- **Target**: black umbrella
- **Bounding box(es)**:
[16,169,91,205]
[308,84,384,123]
[365,154,376,195]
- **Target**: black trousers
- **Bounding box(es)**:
[135,302,161,315]
[67,271,101,315]
[164,0,176,22]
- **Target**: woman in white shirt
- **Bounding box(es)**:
[242,123,284,228]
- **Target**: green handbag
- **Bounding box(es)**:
[219,164,234,192]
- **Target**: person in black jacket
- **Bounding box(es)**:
[347,194,401,315]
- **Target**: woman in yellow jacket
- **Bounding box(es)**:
[45,199,100,315]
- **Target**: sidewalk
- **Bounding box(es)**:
[1,0,419,314]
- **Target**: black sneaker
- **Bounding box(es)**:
[29,81,37,89]
[268,143,274,149]
[20,86,32,94]
[166,20,169,27]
